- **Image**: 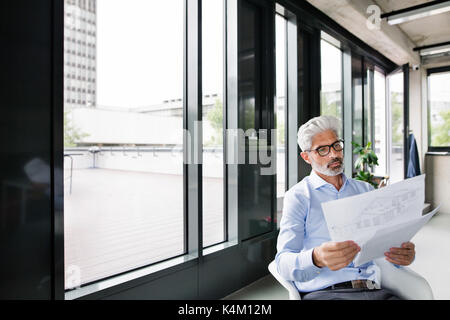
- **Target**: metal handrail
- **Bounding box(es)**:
[64,153,83,194]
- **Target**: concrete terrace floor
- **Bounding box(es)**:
[64,168,225,287]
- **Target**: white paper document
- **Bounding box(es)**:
[353,205,440,266]
[321,174,440,266]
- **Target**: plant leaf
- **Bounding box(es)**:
[353,146,363,154]
[354,157,363,170]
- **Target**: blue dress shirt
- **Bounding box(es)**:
[275,170,381,293]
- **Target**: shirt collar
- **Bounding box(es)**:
[309,170,348,190]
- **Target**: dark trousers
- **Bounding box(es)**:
[300,288,401,300]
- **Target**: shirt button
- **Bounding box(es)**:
[316,271,320,274]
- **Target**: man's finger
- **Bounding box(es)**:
[402,242,415,249]
[385,256,410,266]
[385,252,412,265]
[386,252,409,260]
[328,245,359,259]
[328,247,360,266]
[389,247,413,255]
[326,241,358,252]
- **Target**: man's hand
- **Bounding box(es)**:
[312,241,360,271]
[384,242,415,266]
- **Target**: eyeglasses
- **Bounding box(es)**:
[306,140,344,157]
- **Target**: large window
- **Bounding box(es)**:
[275,14,287,199]
[202,0,225,248]
[275,12,287,230]
[387,72,404,183]
[320,36,343,127]
[57,0,400,298]
[237,0,273,240]
[364,62,374,148]
[373,70,387,176]
[428,69,450,150]
[63,0,184,288]
[352,54,363,174]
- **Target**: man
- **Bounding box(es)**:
[275,115,416,300]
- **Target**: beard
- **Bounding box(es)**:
[310,156,344,176]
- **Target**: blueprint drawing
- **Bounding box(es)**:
[321,174,426,243]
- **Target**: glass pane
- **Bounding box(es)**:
[374,70,387,176]
[298,30,307,119]
[428,71,450,148]
[364,67,373,146]
[275,14,286,199]
[320,39,343,129]
[275,14,287,229]
[352,54,363,176]
[388,72,404,183]
[238,0,271,240]
[238,2,258,132]
[202,0,225,248]
[64,0,184,288]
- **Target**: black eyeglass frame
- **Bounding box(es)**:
[306,139,344,157]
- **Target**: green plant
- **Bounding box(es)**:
[64,110,90,147]
[431,109,450,147]
[205,99,223,146]
[351,141,379,188]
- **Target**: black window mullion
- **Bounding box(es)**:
[403,63,410,179]
[184,0,202,258]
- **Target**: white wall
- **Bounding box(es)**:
[425,155,450,214]
[417,61,450,215]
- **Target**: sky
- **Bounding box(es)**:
[275,14,286,98]
[320,39,342,91]
[96,0,223,109]
[95,1,448,109]
[429,71,450,102]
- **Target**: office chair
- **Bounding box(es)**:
[268,258,434,300]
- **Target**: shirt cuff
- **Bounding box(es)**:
[299,248,323,274]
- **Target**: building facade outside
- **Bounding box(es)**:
[64,0,97,109]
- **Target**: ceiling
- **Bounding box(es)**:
[373,0,450,47]
[306,0,450,66]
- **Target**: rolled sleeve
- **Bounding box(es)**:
[275,191,322,283]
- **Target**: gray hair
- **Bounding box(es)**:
[297,115,341,151]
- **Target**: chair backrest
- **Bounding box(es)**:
[374,257,434,300]
[269,259,433,300]
[268,261,301,300]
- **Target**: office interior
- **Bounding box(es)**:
[0,0,449,300]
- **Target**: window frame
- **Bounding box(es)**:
[62,0,205,299]
[50,0,401,301]
[60,0,279,301]
[385,63,410,182]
